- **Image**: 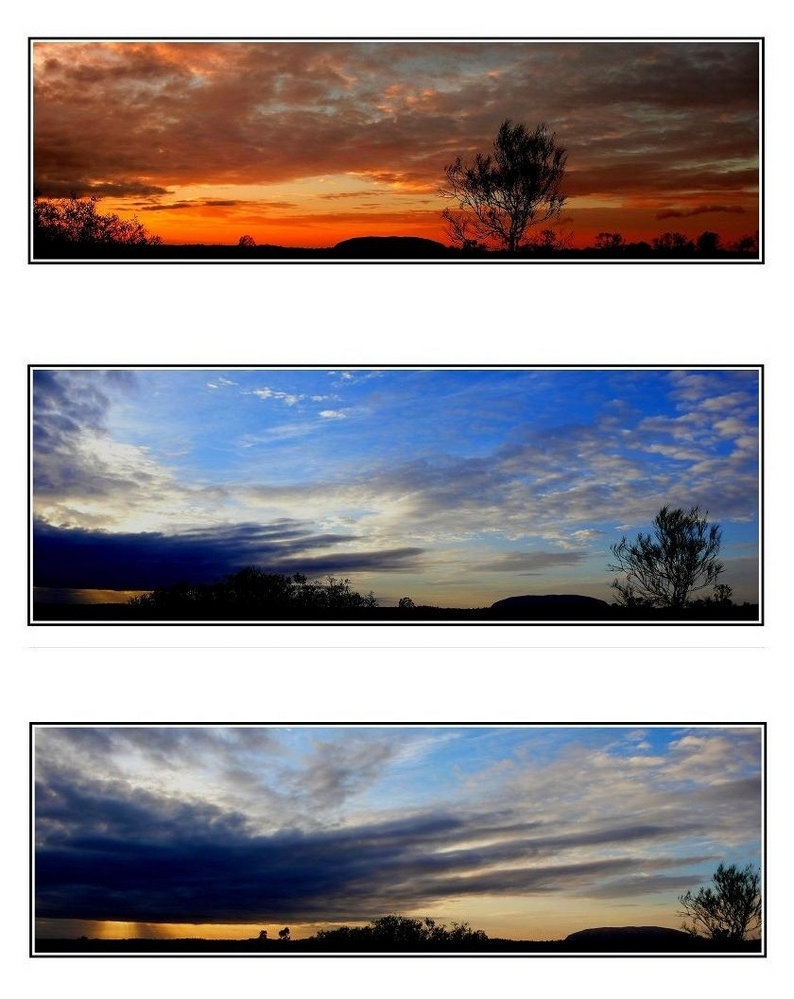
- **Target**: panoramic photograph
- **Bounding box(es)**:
[30,366,761,624]
[30,39,761,261]
[32,725,764,955]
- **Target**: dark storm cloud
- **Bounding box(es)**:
[32,519,424,589]
[32,41,759,204]
[34,765,720,924]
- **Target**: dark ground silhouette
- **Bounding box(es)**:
[31,237,760,261]
[34,923,762,954]
[32,194,759,261]
[33,566,758,624]
[31,567,759,623]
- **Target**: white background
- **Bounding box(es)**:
[4,3,789,997]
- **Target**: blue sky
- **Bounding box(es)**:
[31,366,760,607]
[34,725,763,941]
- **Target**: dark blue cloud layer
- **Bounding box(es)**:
[33,520,424,590]
[35,764,729,925]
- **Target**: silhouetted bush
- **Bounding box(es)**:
[312,915,489,951]
[33,194,162,255]
[127,567,377,619]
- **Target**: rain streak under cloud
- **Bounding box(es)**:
[34,726,763,941]
[31,40,760,247]
[31,367,760,607]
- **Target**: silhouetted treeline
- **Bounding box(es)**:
[30,567,758,622]
[309,915,489,950]
[125,567,377,620]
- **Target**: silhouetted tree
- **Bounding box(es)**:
[529,227,571,254]
[278,927,290,940]
[594,231,624,250]
[440,119,566,252]
[33,194,161,252]
[696,230,722,254]
[712,583,734,605]
[258,929,268,939]
[238,234,257,247]
[678,863,761,941]
[652,231,693,253]
[608,505,724,609]
[732,232,759,254]
[398,596,415,609]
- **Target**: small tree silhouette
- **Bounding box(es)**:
[678,863,761,941]
[440,119,567,253]
[594,232,624,251]
[278,926,290,941]
[696,230,722,254]
[652,231,693,253]
[238,234,257,247]
[608,505,724,609]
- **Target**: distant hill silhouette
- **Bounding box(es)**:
[564,925,700,951]
[489,593,613,619]
[332,235,451,258]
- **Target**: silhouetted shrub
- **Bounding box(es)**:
[33,194,161,255]
[128,567,377,619]
[313,915,489,951]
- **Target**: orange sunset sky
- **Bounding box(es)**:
[31,40,760,248]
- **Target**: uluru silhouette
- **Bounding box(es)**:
[489,593,612,619]
[332,235,450,258]
[564,925,699,951]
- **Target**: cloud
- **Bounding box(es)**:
[34,726,762,925]
[39,792,692,922]
[471,551,590,573]
[656,205,747,220]
[32,519,424,589]
[251,386,303,406]
[32,40,758,232]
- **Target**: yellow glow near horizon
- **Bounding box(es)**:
[36,919,365,941]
